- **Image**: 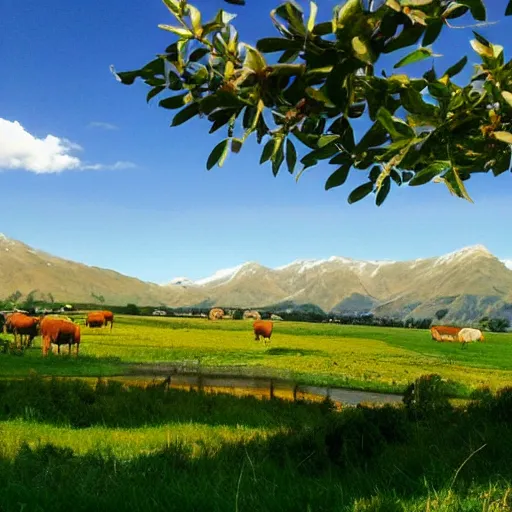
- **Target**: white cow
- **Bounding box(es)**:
[458,328,485,344]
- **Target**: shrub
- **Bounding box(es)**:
[402,374,453,419]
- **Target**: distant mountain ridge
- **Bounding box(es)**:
[1,233,512,322]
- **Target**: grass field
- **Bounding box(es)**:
[2,315,512,396]
[1,374,512,511]
[2,317,512,510]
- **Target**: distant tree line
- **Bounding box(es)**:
[1,293,510,332]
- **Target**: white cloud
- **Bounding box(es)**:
[80,161,137,171]
[0,118,135,174]
[89,121,118,131]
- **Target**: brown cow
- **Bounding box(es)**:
[85,312,106,328]
[7,313,40,348]
[40,317,81,356]
[253,320,273,346]
[430,325,461,342]
[101,310,114,331]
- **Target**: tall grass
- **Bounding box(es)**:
[1,374,512,511]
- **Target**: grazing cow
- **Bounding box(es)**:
[253,320,273,346]
[430,325,461,342]
[102,310,114,331]
[85,312,106,328]
[40,317,81,356]
[458,328,485,344]
[6,313,40,348]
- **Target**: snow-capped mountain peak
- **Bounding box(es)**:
[434,244,492,266]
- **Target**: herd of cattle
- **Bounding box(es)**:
[2,310,115,356]
[0,310,485,357]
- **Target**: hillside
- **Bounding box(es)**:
[1,233,512,322]
[166,245,512,322]
[0,235,204,307]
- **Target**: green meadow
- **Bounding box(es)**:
[2,316,512,511]
[2,315,512,395]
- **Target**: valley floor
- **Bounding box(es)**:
[2,315,512,396]
[2,317,512,510]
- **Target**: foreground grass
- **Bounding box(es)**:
[1,375,512,511]
[2,315,512,396]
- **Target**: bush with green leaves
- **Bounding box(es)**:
[113,0,512,205]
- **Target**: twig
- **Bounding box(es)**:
[244,446,257,482]
[444,20,499,29]
[449,443,487,489]
[235,460,245,512]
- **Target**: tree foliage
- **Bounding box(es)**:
[113,0,512,205]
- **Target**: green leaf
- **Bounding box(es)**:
[260,139,276,164]
[427,82,452,99]
[390,169,402,186]
[278,49,300,63]
[348,182,374,204]
[272,139,285,176]
[171,102,200,126]
[325,62,350,109]
[325,164,351,190]
[159,92,191,110]
[422,19,443,46]
[162,0,180,13]
[189,48,210,62]
[394,48,433,69]
[301,145,339,167]
[492,146,511,176]
[147,86,165,103]
[409,161,450,186]
[352,36,374,64]
[231,138,243,154]
[383,24,424,53]
[256,38,301,53]
[312,21,332,36]
[286,139,297,174]
[158,25,193,38]
[273,2,306,36]
[470,39,494,59]
[502,91,512,107]
[400,87,436,116]
[376,107,414,141]
[329,116,355,152]
[243,44,267,72]
[443,56,468,78]
[458,0,486,21]
[375,176,391,206]
[442,4,468,19]
[506,0,512,15]
[318,135,340,148]
[329,153,352,166]
[188,5,202,35]
[307,1,318,33]
[493,132,512,144]
[305,87,335,107]
[336,0,363,30]
[207,139,230,170]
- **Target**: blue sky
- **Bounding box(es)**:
[1,0,511,284]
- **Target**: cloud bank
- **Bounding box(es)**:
[0,118,135,174]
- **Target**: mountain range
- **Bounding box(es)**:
[1,233,512,323]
